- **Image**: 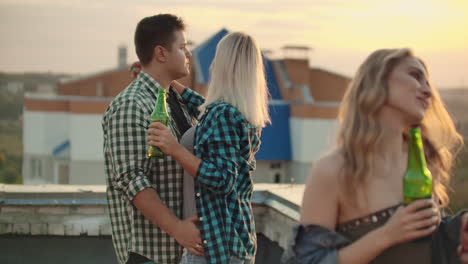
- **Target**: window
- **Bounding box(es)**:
[31,158,42,178]
[270,162,282,169]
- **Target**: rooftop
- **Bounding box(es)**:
[0,183,304,264]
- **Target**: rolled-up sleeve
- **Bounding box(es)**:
[180,88,205,118]
[195,107,240,195]
[106,100,153,201]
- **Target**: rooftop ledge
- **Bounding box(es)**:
[0,184,304,248]
[0,184,304,216]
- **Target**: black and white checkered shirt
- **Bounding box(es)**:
[102,71,204,264]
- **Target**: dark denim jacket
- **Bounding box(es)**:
[432,210,468,264]
[281,225,351,264]
[282,210,467,264]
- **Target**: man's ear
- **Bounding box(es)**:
[153,45,167,63]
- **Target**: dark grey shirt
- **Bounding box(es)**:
[180,126,198,219]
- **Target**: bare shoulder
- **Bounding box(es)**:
[300,149,344,228]
[307,148,344,186]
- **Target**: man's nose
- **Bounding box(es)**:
[186,49,192,58]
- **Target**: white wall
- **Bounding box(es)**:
[252,161,290,184]
[69,161,105,185]
[23,111,103,160]
[70,114,104,161]
[23,111,105,185]
[23,111,69,155]
[290,118,338,163]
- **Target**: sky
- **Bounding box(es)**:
[1,0,467,88]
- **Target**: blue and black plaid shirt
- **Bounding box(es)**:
[193,101,262,264]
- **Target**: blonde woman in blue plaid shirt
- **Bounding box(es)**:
[148,32,270,264]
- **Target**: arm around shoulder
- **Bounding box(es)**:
[172,80,205,117]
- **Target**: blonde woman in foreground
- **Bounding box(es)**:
[283,48,468,264]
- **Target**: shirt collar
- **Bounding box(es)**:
[137,71,182,101]
[137,71,165,99]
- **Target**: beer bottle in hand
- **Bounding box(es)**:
[147,88,169,158]
[403,127,432,205]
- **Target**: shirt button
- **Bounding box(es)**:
[196,193,201,197]
[203,240,207,244]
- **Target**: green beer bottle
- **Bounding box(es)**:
[403,127,432,205]
[147,88,169,158]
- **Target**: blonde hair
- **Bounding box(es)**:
[337,48,463,207]
[200,32,270,127]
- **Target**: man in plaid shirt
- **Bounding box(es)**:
[102,14,205,264]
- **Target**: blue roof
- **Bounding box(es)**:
[255,103,292,160]
[192,29,292,161]
[192,28,229,84]
[264,58,281,100]
[192,29,282,101]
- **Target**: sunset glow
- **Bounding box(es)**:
[0,0,467,87]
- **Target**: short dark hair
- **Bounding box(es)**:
[134,14,185,65]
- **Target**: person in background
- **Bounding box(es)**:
[130,61,142,79]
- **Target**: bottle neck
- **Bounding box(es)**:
[158,88,167,103]
[407,127,428,172]
[153,89,168,115]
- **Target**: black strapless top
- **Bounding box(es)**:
[336,204,432,264]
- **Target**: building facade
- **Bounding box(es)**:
[22,31,351,185]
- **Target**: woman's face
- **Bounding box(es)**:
[385,56,433,125]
